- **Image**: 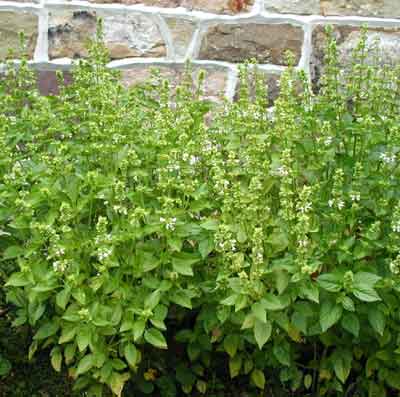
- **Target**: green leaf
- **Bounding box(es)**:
[200,219,219,231]
[317,273,342,292]
[109,372,130,397]
[304,374,312,389]
[64,343,76,365]
[353,286,381,302]
[76,354,94,376]
[301,281,319,303]
[28,341,38,361]
[172,253,201,276]
[352,272,382,302]
[251,369,265,389]
[59,324,77,344]
[261,293,290,311]
[5,272,30,287]
[254,319,272,350]
[176,364,196,387]
[223,334,240,358]
[170,290,192,309]
[354,272,381,287]
[251,302,267,323]
[77,326,91,352]
[144,290,161,310]
[133,320,146,341]
[144,328,167,349]
[331,349,352,383]
[273,341,290,366]
[342,296,355,312]
[229,354,242,379]
[3,246,24,260]
[199,238,214,259]
[0,354,11,376]
[237,225,247,243]
[221,294,238,306]
[341,313,360,337]
[50,347,62,372]
[368,307,385,336]
[56,287,71,310]
[33,321,59,340]
[124,344,138,367]
[320,301,342,332]
[275,270,290,295]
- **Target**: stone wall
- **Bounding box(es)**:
[0,0,399,100]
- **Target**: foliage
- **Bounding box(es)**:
[1,25,400,396]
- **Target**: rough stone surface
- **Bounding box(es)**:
[87,0,254,14]
[0,12,38,59]
[320,0,400,19]
[166,18,196,58]
[265,0,320,15]
[48,11,166,60]
[198,23,304,65]
[121,64,228,101]
[48,11,97,59]
[183,0,254,14]
[87,0,181,5]
[311,25,400,85]
[103,14,166,58]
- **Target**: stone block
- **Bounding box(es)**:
[0,11,38,60]
[48,10,166,60]
[311,25,400,85]
[198,23,304,65]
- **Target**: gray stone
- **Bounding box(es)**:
[103,14,166,58]
[0,11,38,60]
[311,25,400,85]
[182,0,254,14]
[88,0,182,5]
[48,10,166,60]
[87,0,254,14]
[321,0,400,18]
[265,0,320,15]
[166,18,197,59]
[198,23,304,65]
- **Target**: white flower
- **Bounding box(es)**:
[298,239,309,248]
[299,202,312,213]
[53,261,60,271]
[189,156,199,165]
[98,248,112,261]
[380,152,396,165]
[113,205,127,215]
[350,193,361,202]
[328,198,345,210]
[390,260,400,275]
[166,217,177,231]
[55,248,65,257]
[276,166,289,177]
[324,136,333,146]
[337,199,345,210]
[161,217,177,231]
[53,260,68,272]
[392,223,400,233]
